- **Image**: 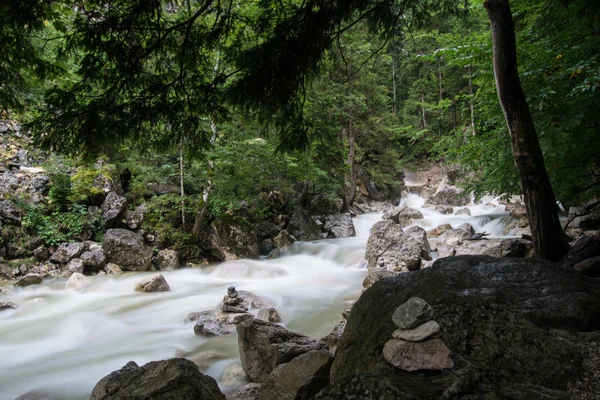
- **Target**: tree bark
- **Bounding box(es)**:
[179,138,185,228]
[468,65,476,136]
[421,94,427,129]
[392,54,397,114]
[484,0,569,261]
[191,120,217,239]
[346,118,357,207]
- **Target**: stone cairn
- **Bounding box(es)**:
[221,286,248,313]
[383,297,454,372]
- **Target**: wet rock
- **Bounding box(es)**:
[59,258,84,278]
[267,248,281,259]
[425,187,469,206]
[14,274,42,287]
[258,350,334,400]
[89,358,226,400]
[456,223,476,236]
[33,245,49,262]
[0,301,17,311]
[426,223,453,237]
[194,317,236,337]
[342,301,355,320]
[153,249,179,270]
[518,216,529,228]
[392,297,434,329]
[257,307,282,323]
[383,338,453,372]
[438,228,472,246]
[102,229,152,271]
[509,205,527,219]
[435,205,453,215]
[574,256,600,277]
[134,273,171,292]
[392,320,440,342]
[382,206,424,225]
[66,272,87,291]
[215,311,254,325]
[50,242,85,264]
[237,318,327,383]
[273,230,296,248]
[323,213,356,238]
[80,248,106,272]
[0,286,11,295]
[100,191,127,227]
[455,207,471,216]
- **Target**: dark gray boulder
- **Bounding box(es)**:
[286,208,320,241]
[102,229,152,271]
[50,242,85,264]
[209,219,260,261]
[100,192,127,227]
[89,358,226,400]
[316,256,600,400]
[258,350,334,400]
[323,214,356,238]
[237,319,327,383]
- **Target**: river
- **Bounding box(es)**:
[0,196,518,399]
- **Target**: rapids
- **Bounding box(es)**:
[0,196,518,400]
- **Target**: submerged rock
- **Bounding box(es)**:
[89,358,226,400]
[0,301,17,311]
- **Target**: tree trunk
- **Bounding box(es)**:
[421,94,427,129]
[179,138,185,228]
[191,121,217,239]
[392,54,397,114]
[346,118,357,207]
[468,65,476,136]
[484,0,569,261]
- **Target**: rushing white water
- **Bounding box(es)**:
[0,198,518,400]
[0,214,379,400]
[400,193,519,238]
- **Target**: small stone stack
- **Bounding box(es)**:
[383,297,453,372]
[221,286,248,313]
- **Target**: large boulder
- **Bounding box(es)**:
[316,256,600,400]
[102,229,153,271]
[237,318,327,383]
[365,220,422,271]
[258,350,334,400]
[209,219,260,261]
[425,187,470,206]
[100,191,127,227]
[323,214,356,238]
[286,208,320,241]
[89,358,226,400]
[50,242,85,264]
[383,206,424,225]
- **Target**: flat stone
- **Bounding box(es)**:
[392,297,433,329]
[383,339,454,372]
[222,304,248,313]
[392,320,440,342]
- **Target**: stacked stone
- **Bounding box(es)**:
[383,297,454,372]
[221,286,248,313]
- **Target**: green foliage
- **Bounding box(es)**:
[69,165,114,204]
[48,171,72,210]
[22,204,90,246]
